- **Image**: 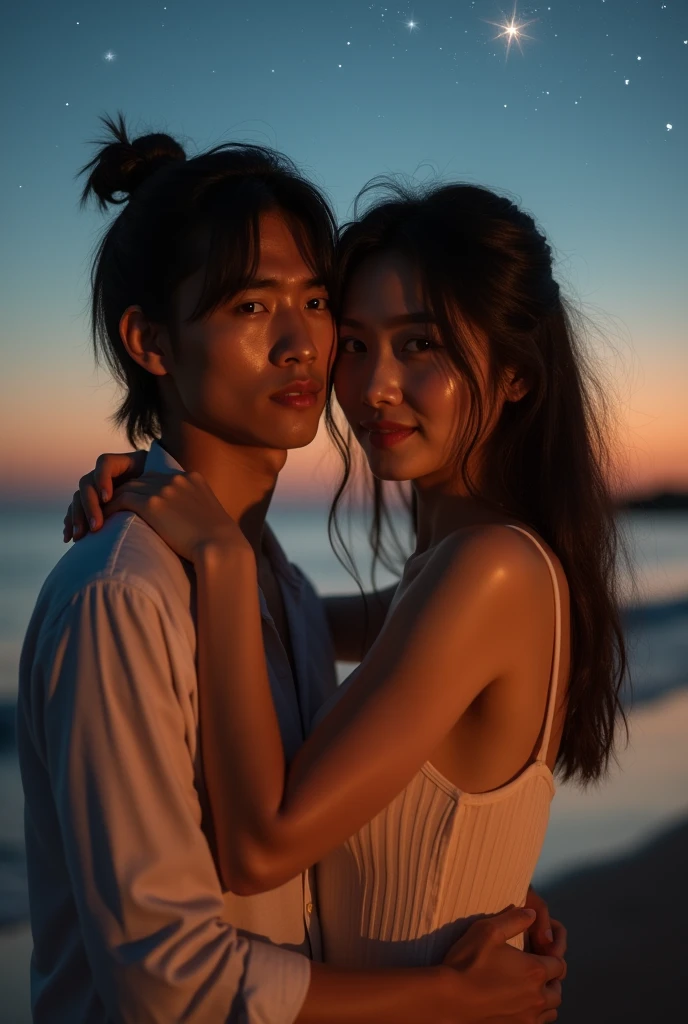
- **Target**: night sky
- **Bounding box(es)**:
[1,1,686,497]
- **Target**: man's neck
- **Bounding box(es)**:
[158,422,288,559]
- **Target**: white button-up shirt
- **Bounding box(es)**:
[17,441,337,1023]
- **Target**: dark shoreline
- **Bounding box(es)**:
[2,490,688,514]
[618,490,688,512]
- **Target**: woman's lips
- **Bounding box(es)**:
[362,423,419,449]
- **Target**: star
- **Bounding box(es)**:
[103,51,116,62]
[666,124,673,131]
[488,6,536,59]
[406,20,418,32]
[625,79,630,85]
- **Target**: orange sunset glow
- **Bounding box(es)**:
[2,353,686,502]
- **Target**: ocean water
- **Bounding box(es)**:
[1,505,687,925]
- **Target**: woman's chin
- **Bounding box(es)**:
[365,454,419,483]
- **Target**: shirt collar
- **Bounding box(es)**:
[144,440,184,475]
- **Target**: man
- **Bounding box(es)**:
[19,120,564,1022]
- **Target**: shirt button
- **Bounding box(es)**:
[306,902,313,915]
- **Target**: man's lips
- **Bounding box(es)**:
[359,419,419,449]
[269,378,323,409]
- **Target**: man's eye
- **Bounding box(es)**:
[306,297,330,310]
[338,337,366,354]
[403,338,437,353]
[237,301,268,314]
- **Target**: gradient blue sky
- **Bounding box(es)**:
[1,0,686,498]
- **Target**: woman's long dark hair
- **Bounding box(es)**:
[326,179,630,786]
[79,113,337,445]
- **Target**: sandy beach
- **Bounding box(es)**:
[544,814,688,1023]
[0,923,31,1024]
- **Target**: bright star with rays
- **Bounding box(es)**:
[103,51,116,62]
[488,6,537,59]
[406,20,418,32]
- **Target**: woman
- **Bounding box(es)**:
[67,179,626,968]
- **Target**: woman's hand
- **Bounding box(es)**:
[63,451,147,542]
[104,471,252,564]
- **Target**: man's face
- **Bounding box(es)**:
[162,211,334,452]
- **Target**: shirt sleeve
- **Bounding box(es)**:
[39,579,310,1024]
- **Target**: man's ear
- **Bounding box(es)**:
[119,306,171,377]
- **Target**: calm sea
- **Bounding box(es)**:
[1,504,687,925]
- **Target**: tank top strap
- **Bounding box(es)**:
[504,525,563,761]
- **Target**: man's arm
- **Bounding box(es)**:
[322,586,397,662]
[299,908,563,1024]
[38,579,310,1024]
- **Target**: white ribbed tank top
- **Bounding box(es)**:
[315,526,562,968]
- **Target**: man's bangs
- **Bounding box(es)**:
[186,184,335,323]
[282,209,334,290]
[185,204,263,323]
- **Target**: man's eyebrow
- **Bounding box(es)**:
[340,312,435,329]
[242,276,328,290]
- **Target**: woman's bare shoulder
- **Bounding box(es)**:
[412,522,567,622]
[433,521,558,574]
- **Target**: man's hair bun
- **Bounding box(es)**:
[80,112,186,210]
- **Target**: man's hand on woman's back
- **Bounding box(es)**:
[442,906,565,1023]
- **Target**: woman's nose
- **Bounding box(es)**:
[361,352,403,407]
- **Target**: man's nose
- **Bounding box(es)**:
[270,309,320,367]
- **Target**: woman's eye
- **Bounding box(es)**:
[306,297,330,310]
[338,337,366,354]
[403,337,437,353]
[237,301,268,314]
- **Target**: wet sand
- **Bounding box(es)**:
[543,814,688,1023]
[0,923,31,1024]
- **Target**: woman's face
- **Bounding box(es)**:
[334,250,494,487]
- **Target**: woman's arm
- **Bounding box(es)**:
[62,456,397,668]
[104,475,554,896]
[321,587,397,662]
[194,526,551,894]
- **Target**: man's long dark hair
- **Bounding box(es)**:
[326,179,630,786]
